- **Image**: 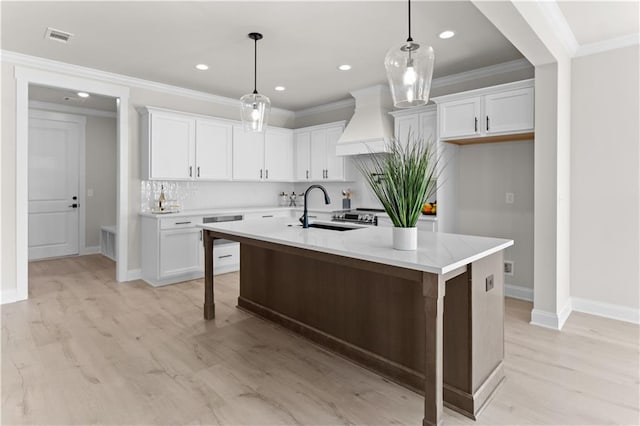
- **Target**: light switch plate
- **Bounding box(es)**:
[486,274,494,292]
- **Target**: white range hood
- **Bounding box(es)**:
[335,85,394,156]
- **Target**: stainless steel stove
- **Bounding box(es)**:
[332,208,384,226]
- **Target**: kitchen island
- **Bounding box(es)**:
[199,218,513,426]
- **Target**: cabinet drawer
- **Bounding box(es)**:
[214,243,240,268]
[244,211,290,220]
[160,216,200,229]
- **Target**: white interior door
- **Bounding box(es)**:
[28,110,84,260]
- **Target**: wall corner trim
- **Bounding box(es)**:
[530,298,572,330]
[126,269,142,281]
[0,289,22,305]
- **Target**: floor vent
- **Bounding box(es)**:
[44,27,73,43]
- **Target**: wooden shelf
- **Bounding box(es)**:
[444,132,534,145]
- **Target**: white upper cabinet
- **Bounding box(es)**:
[439,98,482,139]
[142,109,196,180]
[297,121,346,182]
[310,129,327,181]
[195,119,233,180]
[232,125,265,181]
[390,105,437,148]
[433,79,534,141]
[232,126,294,181]
[484,88,534,135]
[294,131,311,181]
[264,128,294,181]
[325,125,345,181]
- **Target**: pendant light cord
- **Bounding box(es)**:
[253,37,258,95]
[406,0,413,42]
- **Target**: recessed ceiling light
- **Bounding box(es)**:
[77,92,90,98]
[439,30,455,39]
[195,64,209,71]
[274,86,286,91]
[338,64,352,71]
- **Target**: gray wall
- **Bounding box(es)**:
[456,140,534,289]
[85,116,117,248]
[570,45,639,309]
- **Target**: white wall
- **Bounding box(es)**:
[570,45,640,312]
[456,140,534,290]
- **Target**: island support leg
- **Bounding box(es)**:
[203,230,215,320]
[423,272,446,426]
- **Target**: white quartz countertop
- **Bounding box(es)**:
[139,206,437,222]
[139,206,294,218]
[198,218,512,275]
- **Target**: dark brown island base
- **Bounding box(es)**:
[199,218,513,426]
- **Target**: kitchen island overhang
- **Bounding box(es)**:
[198,218,513,426]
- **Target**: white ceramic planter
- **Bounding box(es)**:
[392,227,418,250]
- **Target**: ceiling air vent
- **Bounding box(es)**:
[44,27,73,43]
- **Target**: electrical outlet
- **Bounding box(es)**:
[87,189,94,197]
[485,274,494,292]
[504,261,514,276]
[505,192,514,204]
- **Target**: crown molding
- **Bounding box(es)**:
[1,50,295,119]
[536,0,579,57]
[430,58,532,90]
[294,58,532,120]
[29,100,117,118]
[294,98,355,119]
[575,33,640,58]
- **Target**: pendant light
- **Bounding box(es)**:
[384,0,435,108]
[240,32,270,132]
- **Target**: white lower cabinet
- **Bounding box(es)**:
[141,215,240,287]
[159,228,202,279]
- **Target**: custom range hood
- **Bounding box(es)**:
[335,85,394,156]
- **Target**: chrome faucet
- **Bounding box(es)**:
[300,184,331,228]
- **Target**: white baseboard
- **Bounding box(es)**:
[1,289,24,305]
[530,298,572,330]
[126,269,142,281]
[504,283,533,302]
[572,297,640,324]
[80,245,101,255]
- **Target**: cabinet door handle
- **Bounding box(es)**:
[325,169,329,179]
[262,215,274,218]
[175,221,192,225]
[189,166,193,177]
[265,169,269,179]
[486,116,490,131]
[260,169,263,179]
[218,254,233,259]
[200,230,202,241]
[197,166,200,177]
[306,170,309,179]
[474,117,478,132]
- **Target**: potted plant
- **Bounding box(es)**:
[354,135,439,250]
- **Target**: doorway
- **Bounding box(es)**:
[13,66,130,302]
[28,85,119,262]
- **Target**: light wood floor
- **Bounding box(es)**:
[2,255,639,425]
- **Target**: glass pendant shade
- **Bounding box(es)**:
[384,41,435,108]
[240,92,270,132]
